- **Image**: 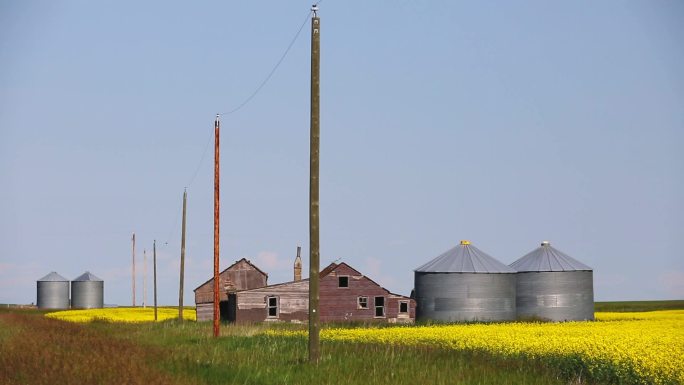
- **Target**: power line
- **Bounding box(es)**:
[220,10,312,116]
[159,5,322,247]
[163,190,184,247]
[186,127,214,188]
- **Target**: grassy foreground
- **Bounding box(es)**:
[2,301,682,385]
[1,309,569,385]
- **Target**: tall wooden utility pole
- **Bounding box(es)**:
[153,240,158,321]
[213,114,221,337]
[308,4,321,363]
[143,249,147,308]
[179,188,187,320]
[132,232,136,307]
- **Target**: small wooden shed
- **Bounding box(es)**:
[193,258,267,321]
[227,262,415,324]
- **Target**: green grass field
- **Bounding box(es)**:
[0,310,568,385]
[1,300,682,385]
[594,300,684,312]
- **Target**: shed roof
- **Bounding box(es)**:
[509,241,592,272]
[38,272,69,282]
[415,241,516,273]
[193,258,268,292]
[73,271,103,281]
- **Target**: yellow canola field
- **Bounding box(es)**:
[269,310,684,385]
[45,307,196,323]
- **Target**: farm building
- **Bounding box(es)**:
[226,262,415,324]
[510,241,594,321]
[194,258,268,321]
[414,240,517,322]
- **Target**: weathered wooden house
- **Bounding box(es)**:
[194,258,267,321]
[226,262,415,324]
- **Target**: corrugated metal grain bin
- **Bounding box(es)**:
[510,241,594,321]
[71,271,104,309]
[414,241,517,322]
[37,272,70,309]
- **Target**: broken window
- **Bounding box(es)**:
[399,301,409,314]
[358,296,368,309]
[338,276,349,288]
[267,296,278,318]
[374,296,385,317]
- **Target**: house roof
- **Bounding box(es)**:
[415,241,516,273]
[234,261,412,300]
[233,262,335,294]
[234,277,310,292]
[193,258,268,291]
[319,262,338,277]
[319,261,412,299]
[510,241,592,272]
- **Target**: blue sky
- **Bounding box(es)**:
[1,1,682,306]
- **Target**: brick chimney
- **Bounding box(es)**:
[294,246,302,281]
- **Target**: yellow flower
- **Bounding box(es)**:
[46,307,196,323]
[267,310,684,385]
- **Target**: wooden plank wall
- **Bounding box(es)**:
[235,280,309,323]
[196,303,214,322]
[319,263,415,323]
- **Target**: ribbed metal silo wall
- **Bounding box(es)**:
[415,272,516,322]
[36,281,70,309]
[71,281,104,309]
[515,271,594,321]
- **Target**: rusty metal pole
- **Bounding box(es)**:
[132,232,136,307]
[308,5,321,363]
[179,188,187,321]
[153,240,158,321]
[213,114,221,337]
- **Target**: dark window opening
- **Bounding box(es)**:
[358,296,368,309]
[399,301,409,314]
[267,296,278,318]
[338,276,349,288]
[375,296,385,317]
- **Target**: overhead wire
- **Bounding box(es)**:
[220,9,312,116]
[162,190,184,247]
[186,128,214,189]
[160,6,317,247]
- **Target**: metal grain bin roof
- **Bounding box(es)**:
[73,271,103,281]
[510,241,592,272]
[415,240,516,273]
[38,272,69,282]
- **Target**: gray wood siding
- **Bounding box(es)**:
[196,303,214,322]
[235,280,309,323]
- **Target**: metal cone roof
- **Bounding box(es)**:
[415,242,516,273]
[510,242,592,272]
[38,272,69,282]
[73,271,103,281]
